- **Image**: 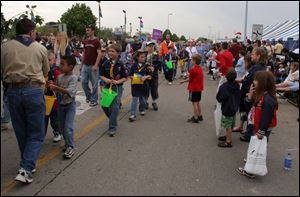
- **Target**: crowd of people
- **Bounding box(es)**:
[1,18,299,184]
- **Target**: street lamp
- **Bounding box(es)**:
[123,10,126,34]
[138,16,142,36]
[167,13,173,32]
[129,22,132,37]
[26,4,37,22]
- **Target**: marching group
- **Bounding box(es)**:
[1,18,299,184]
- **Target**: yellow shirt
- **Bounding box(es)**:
[1,39,49,84]
[274,43,284,54]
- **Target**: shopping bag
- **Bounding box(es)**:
[166,61,173,69]
[45,95,56,116]
[214,102,223,137]
[101,86,118,108]
[131,73,144,85]
[244,136,268,176]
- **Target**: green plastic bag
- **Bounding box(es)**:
[166,61,173,69]
[101,87,118,108]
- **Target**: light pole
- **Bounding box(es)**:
[138,16,142,36]
[96,1,102,38]
[26,4,37,22]
[244,1,248,44]
[167,13,173,32]
[123,10,126,34]
[129,22,132,37]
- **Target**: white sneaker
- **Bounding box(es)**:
[168,82,172,85]
[129,115,136,122]
[15,168,33,184]
[53,134,62,143]
[140,111,146,116]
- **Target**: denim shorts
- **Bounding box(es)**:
[289,82,299,91]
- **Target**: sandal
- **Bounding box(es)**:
[218,141,232,148]
[233,127,244,132]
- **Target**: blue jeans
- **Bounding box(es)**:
[1,94,11,123]
[102,86,123,133]
[81,65,99,103]
[130,96,147,116]
[58,101,76,148]
[7,87,45,172]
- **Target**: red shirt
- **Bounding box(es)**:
[229,43,243,61]
[219,50,234,76]
[83,38,101,65]
[188,65,204,92]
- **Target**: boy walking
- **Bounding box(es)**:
[49,56,78,158]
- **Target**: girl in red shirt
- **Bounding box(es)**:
[180,54,204,123]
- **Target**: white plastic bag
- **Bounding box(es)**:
[214,102,223,137]
[244,136,268,176]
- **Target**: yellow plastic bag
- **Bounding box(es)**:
[132,73,144,85]
[45,95,56,116]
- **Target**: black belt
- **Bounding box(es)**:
[8,81,43,88]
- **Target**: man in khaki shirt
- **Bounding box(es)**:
[274,40,284,55]
[1,18,49,184]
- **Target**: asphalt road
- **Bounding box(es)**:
[1,67,299,196]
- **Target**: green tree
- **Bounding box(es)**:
[95,27,114,42]
[34,15,44,26]
[36,25,48,35]
[171,33,179,42]
[60,3,97,37]
[179,35,187,41]
[162,29,172,40]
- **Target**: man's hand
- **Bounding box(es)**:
[256,133,264,140]
[92,65,98,72]
[248,83,256,100]
[49,84,58,91]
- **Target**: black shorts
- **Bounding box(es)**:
[189,91,202,102]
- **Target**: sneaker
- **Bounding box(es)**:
[198,115,203,121]
[187,116,199,123]
[89,102,98,107]
[168,82,172,85]
[32,168,36,174]
[108,130,116,137]
[64,147,75,159]
[152,103,158,111]
[53,134,62,143]
[86,99,90,103]
[15,168,33,184]
[129,115,137,122]
[237,167,255,179]
[140,111,146,116]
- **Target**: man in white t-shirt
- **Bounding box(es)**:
[186,40,198,70]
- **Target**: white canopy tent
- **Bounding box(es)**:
[262,18,299,41]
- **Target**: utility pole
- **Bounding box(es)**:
[244,1,248,44]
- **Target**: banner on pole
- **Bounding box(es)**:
[152,29,163,41]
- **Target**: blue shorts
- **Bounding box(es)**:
[289,82,299,91]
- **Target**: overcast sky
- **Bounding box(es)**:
[2,1,299,39]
